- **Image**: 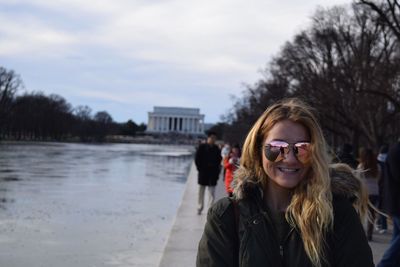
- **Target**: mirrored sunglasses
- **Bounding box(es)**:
[264,141,311,164]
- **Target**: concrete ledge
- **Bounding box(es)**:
[158,162,226,267]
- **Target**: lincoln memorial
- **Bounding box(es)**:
[146,106,205,135]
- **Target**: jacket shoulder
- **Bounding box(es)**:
[330,195,374,267]
[331,194,360,222]
[332,194,351,211]
[197,197,238,266]
[207,197,234,219]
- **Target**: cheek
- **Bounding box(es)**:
[262,158,274,177]
[300,166,311,181]
[306,166,312,176]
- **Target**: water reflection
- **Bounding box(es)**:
[0,141,194,267]
[143,153,193,183]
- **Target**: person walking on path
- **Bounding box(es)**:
[377,140,400,267]
[223,144,241,197]
[221,142,231,180]
[337,143,358,169]
[197,98,373,267]
[195,131,221,215]
[357,147,380,241]
[377,144,389,233]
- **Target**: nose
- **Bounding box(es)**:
[283,147,298,163]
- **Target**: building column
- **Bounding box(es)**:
[183,117,188,132]
[200,119,204,133]
[189,118,193,133]
[149,115,154,131]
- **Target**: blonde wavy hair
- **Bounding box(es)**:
[239,98,333,267]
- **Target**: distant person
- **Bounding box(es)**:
[337,143,358,169]
[221,142,231,159]
[377,144,389,234]
[357,147,380,241]
[197,98,373,266]
[223,144,241,197]
[220,142,231,180]
[377,140,400,267]
[195,131,221,215]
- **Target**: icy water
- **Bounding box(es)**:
[0,142,194,267]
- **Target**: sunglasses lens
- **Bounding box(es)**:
[294,142,311,163]
[265,141,288,162]
[265,146,281,161]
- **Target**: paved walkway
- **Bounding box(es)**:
[158,162,391,267]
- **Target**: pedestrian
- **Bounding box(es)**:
[337,143,358,169]
[195,131,221,215]
[221,142,231,180]
[224,144,241,197]
[377,140,400,267]
[357,147,380,241]
[377,144,389,234]
[221,142,231,160]
[197,98,373,267]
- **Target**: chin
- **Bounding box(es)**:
[271,171,307,189]
[276,179,302,189]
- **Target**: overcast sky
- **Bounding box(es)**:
[0,0,350,124]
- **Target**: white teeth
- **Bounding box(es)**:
[278,167,298,173]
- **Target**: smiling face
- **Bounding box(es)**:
[262,119,311,190]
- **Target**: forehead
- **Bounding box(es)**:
[264,119,310,143]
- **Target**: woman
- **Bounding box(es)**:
[196,98,373,267]
[224,144,241,197]
[358,147,380,241]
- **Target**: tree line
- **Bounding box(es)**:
[0,67,146,142]
[213,1,400,152]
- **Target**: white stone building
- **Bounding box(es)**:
[146,106,205,135]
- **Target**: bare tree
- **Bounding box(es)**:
[357,1,400,110]
[359,0,400,41]
[0,67,22,136]
[224,4,400,149]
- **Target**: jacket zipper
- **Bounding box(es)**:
[279,227,295,260]
[279,245,284,257]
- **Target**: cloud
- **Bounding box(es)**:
[0,0,350,71]
[0,0,351,123]
[0,13,77,56]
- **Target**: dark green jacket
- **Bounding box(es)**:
[196,187,374,267]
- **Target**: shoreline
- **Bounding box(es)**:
[0,135,201,146]
[158,162,226,267]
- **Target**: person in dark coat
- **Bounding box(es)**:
[195,131,221,215]
[337,143,358,169]
[377,140,400,267]
[377,144,389,233]
[197,98,373,267]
